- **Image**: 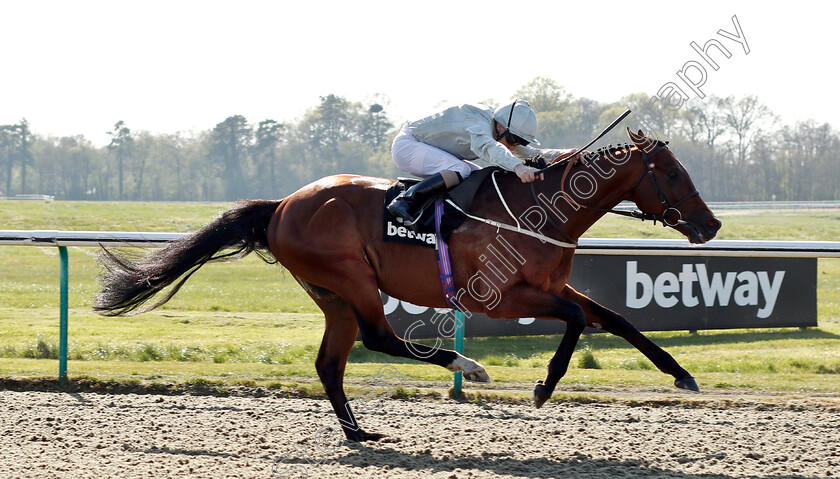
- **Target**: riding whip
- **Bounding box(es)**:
[535,108,632,176]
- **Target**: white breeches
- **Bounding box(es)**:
[391,124,481,179]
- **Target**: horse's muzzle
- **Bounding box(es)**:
[685,216,722,244]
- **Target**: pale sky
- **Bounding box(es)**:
[2,1,837,147]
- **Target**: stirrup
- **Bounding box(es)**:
[391,208,422,227]
[388,196,429,228]
[399,213,422,227]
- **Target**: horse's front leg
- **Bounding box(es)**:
[560,284,699,392]
[490,285,586,408]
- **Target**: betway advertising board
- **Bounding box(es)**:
[382,255,816,338]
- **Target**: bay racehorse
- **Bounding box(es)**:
[94,128,721,441]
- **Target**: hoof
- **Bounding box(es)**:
[346,430,385,443]
[675,376,700,392]
[533,380,552,409]
[464,367,491,383]
[448,356,490,382]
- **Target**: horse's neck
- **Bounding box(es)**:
[542,152,644,241]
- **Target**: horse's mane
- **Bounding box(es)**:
[580,139,669,165]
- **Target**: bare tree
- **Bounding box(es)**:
[720,95,776,166]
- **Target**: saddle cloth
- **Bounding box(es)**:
[382,167,499,248]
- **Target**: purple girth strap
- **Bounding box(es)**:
[434,199,458,310]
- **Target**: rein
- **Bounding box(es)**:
[529,142,700,242]
[446,142,697,250]
[449,110,698,249]
[445,198,578,249]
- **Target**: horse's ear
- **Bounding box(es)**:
[627,127,652,149]
[627,127,645,143]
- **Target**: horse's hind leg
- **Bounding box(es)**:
[560,285,699,391]
[350,291,490,382]
[303,282,383,442]
[336,270,489,382]
[274,196,488,382]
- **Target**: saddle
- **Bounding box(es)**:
[383,167,499,247]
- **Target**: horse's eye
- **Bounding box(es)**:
[667,171,679,180]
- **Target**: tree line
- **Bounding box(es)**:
[1,79,837,202]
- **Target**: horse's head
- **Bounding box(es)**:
[626,129,721,244]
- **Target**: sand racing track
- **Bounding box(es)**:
[2,389,839,478]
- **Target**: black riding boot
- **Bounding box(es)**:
[387,172,460,228]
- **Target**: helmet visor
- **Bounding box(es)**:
[507,133,530,147]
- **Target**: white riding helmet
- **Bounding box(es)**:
[493,99,540,145]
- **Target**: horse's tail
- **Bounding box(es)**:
[93,199,282,317]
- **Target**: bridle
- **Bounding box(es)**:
[630,142,699,227]
[530,141,699,243]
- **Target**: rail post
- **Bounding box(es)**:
[452,310,465,398]
[58,246,69,385]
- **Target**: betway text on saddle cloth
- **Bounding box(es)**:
[386,220,436,246]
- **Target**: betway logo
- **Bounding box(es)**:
[626,261,785,319]
[386,220,436,246]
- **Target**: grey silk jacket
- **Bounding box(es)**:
[407,103,571,171]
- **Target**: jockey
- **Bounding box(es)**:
[387,99,581,226]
